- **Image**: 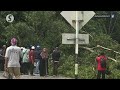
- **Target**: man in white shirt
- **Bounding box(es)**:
[5,38,22,79]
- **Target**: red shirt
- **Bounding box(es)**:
[29,50,35,63]
[96,55,107,71]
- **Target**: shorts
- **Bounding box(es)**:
[8,67,20,78]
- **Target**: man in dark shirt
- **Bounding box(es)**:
[34,45,41,74]
[52,47,60,76]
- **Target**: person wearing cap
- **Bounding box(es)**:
[4,38,22,79]
[29,46,35,76]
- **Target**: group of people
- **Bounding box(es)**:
[0,37,110,79]
[0,37,61,79]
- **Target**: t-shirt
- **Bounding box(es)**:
[22,49,30,63]
[5,45,21,67]
[96,55,107,71]
[34,49,41,60]
[29,50,35,63]
[52,51,60,61]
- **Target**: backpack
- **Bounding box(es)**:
[100,58,106,68]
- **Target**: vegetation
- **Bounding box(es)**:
[1,11,120,79]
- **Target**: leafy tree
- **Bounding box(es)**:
[0,11,120,78]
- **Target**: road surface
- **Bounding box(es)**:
[0,71,72,79]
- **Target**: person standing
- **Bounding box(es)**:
[21,47,30,75]
[2,45,9,78]
[20,47,24,74]
[4,38,22,79]
[95,52,108,79]
[0,45,7,71]
[52,47,60,76]
[34,45,41,74]
[29,46,35,76]
[40,48,48,76]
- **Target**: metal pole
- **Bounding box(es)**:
[75,11,79,79]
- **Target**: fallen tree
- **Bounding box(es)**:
[81,45,120,62]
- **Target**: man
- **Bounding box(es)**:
[1,45,9,78]
[21,47,30,75]
[52,47,60,76]
[0,45,6,71]
[29,46,35,76]
[4,38,22,79]
[95,52,108,79]
[34,45,41,74]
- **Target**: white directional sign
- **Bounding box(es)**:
[60,11,95,29]
[62,33,89,44]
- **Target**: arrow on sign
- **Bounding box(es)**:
[62,33,89,44]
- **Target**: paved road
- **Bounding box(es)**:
[0,71,72,79]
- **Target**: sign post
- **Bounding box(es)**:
[75,11,80,79]
[75,11,84,79]
[61,11,95,79]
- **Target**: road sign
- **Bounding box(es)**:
[6,14,14,23]
[60,11,95,29]
[61,11,95,79]
[62,33,89,44]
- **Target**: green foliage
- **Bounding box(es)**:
[58,55,74,77]
[0,11,120,78]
